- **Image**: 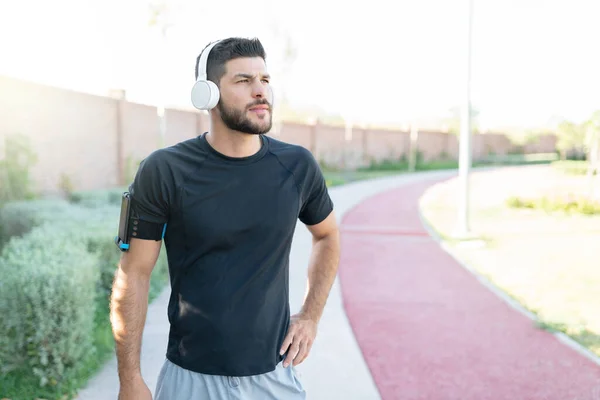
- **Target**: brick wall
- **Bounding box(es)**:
[0,75,557,194]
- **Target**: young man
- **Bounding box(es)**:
[110,37,340,400]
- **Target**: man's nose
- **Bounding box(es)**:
[252,83,267,98]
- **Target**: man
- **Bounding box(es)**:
[110,37,340,400]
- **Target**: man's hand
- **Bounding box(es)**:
[280,312,318,367]
[118,375,152,400]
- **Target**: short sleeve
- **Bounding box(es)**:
[128,151,173,224]
[298,150,334,226]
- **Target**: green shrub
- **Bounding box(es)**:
[480,152,558,166]
[506,194,600,215]
[325,177,347,187]
[0,193,164,301]
[506,196,531,209]
[0,191,170,399]
[360,154,409,171]
[0,199,74,247]
[552,160,597,176]
[359,152,461,172]
[85,224,169,302]
[418,160,459,170]
[0,225,99,389]
[0,133,38,204]
[69,187,127,208]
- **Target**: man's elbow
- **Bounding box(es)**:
[312,228,340,245]
[116,257,154,284]
[308,211,339,242]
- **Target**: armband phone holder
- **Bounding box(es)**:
[115,192,168,251]
[115,192,132,251]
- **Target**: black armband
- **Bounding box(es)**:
[114,192,167,251]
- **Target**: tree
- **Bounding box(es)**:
[556,110,600,164]
[554,110,600,198]
[583,110,600,173]
[148,0,172,36]
[556,120,588,160]
[0,134,38,204]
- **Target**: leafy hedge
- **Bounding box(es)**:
[0,189,169,399]
[0,199,74,249]
[506,194,600,215]
[552,160,598,176]
[68,188,126,208]
[0,225,99,388]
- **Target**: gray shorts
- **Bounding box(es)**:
[154,359,306,400]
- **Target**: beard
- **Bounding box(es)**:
[217,99,272,135]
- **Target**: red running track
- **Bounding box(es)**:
[338,178,600,400]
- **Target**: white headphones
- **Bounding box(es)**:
[191,40,221,110]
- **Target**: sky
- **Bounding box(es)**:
[0,0,598,130]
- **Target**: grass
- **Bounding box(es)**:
[552,160,598,176]
[322,152,558,188]
[419,165,600,358]
[323,169,406,187]
[321,158,466,187]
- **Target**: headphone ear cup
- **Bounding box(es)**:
[191,80,220,110]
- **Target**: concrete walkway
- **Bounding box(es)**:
[75,170,456,400]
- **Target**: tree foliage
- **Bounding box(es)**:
[556,110,600,161]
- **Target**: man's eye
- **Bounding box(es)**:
[237,79,249,83]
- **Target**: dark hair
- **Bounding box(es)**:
[194,37,266,86]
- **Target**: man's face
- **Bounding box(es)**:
[216,57,273,135]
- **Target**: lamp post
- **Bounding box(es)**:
[409,120,419,172]
[148,0,172,148]
[455,0,473,239]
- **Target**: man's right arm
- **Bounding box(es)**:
[110,238,162,395]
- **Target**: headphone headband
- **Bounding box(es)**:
[197,40,221,81]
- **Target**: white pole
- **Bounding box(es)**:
[455,0,473,238]
[344,114,353,171]
[409,121,419,172]
[157,25,168,148]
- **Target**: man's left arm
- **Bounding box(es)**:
[280,211,340,367]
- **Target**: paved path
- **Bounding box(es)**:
[339,177,600,400]
[76,170,455,400]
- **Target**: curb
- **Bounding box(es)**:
[416,178,600,370]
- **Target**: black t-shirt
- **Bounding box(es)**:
[128,132,334,377]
